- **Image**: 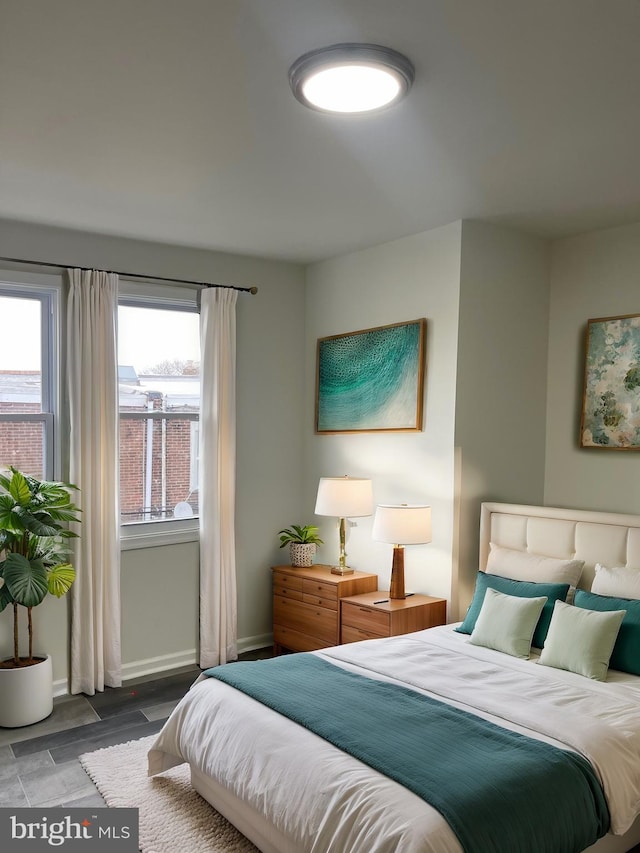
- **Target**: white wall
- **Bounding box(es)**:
[545,222,640,514]
[304,223,463,608]
[302,221,550,618]
[454,221,550,616]
[120,542,199,678]
[0,218,306,686]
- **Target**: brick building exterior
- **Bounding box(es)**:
[0,371,43,475]
[0,370,199,522]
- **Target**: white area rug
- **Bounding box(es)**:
[80,735,257,853]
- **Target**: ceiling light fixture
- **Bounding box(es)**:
[288,43,414,115]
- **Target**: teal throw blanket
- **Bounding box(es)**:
[205,654,609,853]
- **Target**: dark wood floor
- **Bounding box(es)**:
[0,648,271,808]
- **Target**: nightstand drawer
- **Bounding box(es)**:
[341,624,387,644]
[273,571,304,592]
[340,592,447,645]
[273,580,303,601]
[273,625,327,652]
[303,593,338,610]
[341,602,390,635]
[274,596,336,645]
[302,578,337,603]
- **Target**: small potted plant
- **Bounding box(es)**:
[278,524,324,568]
[0,467,81,727]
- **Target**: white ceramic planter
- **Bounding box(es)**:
[0,654,53,728]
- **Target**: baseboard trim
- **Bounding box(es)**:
[53,635,274,697]
[53,649,197,698]
[121,649,198,683]
[53,678,71,698]
[237,633,273,654]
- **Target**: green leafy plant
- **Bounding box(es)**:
[278,524,324,548]
[0,468,81,667]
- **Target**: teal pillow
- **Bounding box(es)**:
[538,599,625,681]
[456,572,570,649]
[468,588,547,659]
[574,589,640,676]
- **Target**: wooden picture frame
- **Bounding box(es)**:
[580,313,640,450]
[316,319,426,434]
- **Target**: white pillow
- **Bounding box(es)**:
[486,544,584,588]
[538,600,625,681]
[468,587,547,659]
[591,563,640,600]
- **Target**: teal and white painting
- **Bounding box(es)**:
[581,314,640,449]
[316,319,425,433]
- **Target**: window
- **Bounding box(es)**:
[0,282,58,479]
[118,300,200,529]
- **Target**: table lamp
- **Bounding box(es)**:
[372,504,432,599]
[314,476,373,575]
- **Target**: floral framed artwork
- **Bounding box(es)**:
[580,313,640,450]
[315,319,426,434]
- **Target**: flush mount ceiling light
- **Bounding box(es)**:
[288,43,415,114]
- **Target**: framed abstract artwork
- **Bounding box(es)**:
[316,319,426,434]
[580,313,640,450]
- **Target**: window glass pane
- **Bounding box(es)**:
[120,415,199,523]
[0,296,42,412]
[118,305,200,525]
[0,419,45,478]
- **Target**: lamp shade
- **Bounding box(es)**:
[314,476,373,518]
[372,504,432,545]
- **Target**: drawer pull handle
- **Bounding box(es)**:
[359,607,370,613]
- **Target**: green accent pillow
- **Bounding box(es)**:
[538,600,625,681]
[468,588,547,658]
[456,572,570,648]
[574,589,640,676]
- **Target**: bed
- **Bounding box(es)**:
[148,502,640,853]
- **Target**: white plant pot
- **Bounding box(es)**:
[290,542,316,568]
[0,654,53,728]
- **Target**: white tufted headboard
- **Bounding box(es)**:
[479,502,640,591]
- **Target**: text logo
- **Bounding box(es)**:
[0,809,138,850]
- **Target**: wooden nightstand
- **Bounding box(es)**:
[272,565,377,655]
[340,591,447,643]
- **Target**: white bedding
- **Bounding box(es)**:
[148,624,640,853]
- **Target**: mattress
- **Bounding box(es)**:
[148,624,640,853]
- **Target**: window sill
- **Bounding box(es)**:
[120,520,199,551]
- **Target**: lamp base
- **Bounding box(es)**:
[331,518,355,574]
[389,546,406,599]
[330,565,354,575]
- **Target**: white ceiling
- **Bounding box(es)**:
[1,0,640,263]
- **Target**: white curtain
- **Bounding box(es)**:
[67,269,121,695]
[199,287,238,668]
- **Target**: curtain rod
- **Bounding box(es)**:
[0,254,258,295]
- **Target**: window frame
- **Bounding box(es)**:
[117,285,201,550]
[0,271,61,481]
[189,420,199,492]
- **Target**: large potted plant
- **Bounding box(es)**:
[278,524,323,568]
[0,468,81,727]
